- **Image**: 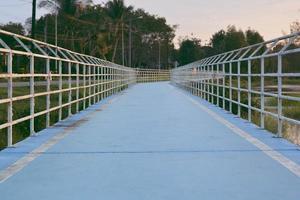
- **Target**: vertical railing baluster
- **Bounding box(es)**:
[58,61,62,121]
[229,63,232,112]
[113,68,116,94]
[248,60,252,122]
[217,64,220,107]
[111,68,113,95]
[200,66,203,98]
[46,58,50,127]
[97,66,100,102]
[88,65,91,106]
[93,66,96,104]
[222,64,225,110]
[68,62,72,116]
[260,58,265,129]
[83,64,86,109]
[76,63,79,112]
[7,52,13,147]
[237,61,241,117]
[211,64,214,104]
[277,55,283,137]
[101,67,104,100]
[204,66,207,100]
[30,56,35,136]
[197,67,200,97]
[105,67,108,98]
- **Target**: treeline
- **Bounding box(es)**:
[176,24,300,74]
[1,0,176,69]
[0,0,299,70]
[176,25,264,66]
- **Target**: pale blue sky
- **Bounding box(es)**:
[0,0,299,45]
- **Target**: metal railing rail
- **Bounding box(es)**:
[136,69,170,83]
[0,29,136,147]
[171,32,300,139]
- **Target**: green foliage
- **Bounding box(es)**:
[210,30,226,54]
[175,26,265,66]
[33,0,176,68]
[177,38,204,65]
[245,29,264,45]
[211,25,263,53]
[0,22,25,35]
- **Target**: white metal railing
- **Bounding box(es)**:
[136,69,170,83]
[0,29,136,148]
[172,32,300,141]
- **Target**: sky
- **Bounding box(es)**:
[0,0,299,46]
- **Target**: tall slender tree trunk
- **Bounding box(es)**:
[111,23,120,62]
[112,36,120,62]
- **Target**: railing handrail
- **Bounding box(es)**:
[172,32,300,145]
[0,30,137,148]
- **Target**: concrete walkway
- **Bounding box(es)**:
[0,82,300,200]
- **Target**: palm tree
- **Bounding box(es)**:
[38,0,92,15]
[38,0,92,50]
[105,0,132,62]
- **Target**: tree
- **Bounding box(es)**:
[245,29,264,45]
[211,30,226,53]
[224,25,247,51]
[38,0,92,15]
[105,0,133,62]
[177,37,205,65]
[32,0,176,67]
[210,26,264,55]
[0,22,25,35]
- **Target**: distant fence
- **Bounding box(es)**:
[0,29,136,148]
[172,32,300,144]
[136,69,170,83]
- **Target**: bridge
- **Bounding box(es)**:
[0,30,300,199]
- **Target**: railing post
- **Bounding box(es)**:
[260,58,265,129]
[68,62,72,116]
[197,67,200,97]
[46,58,50,127]
[93,66,96,104]
[204,66,207,100]
[200,66,203,98]
[97,66,100,102]
[100,67,103,100]
[7,52,13,147]
[229,63,232,113]
[237,61,241,117]
[83,64,86,109]
[217,64,220,106]
[76,63,79,112]
[248,60,252,122]
[88,65,91,107]
[222,63,225,110]
[30,56,35,136]
[114,68,116,94]
[108,67,111,96]
[211,64,214,104]
[58,61,62,121]
[105,67,107,98]
[277,55,283,137]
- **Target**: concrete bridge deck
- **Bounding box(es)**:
[0,82,300,200]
